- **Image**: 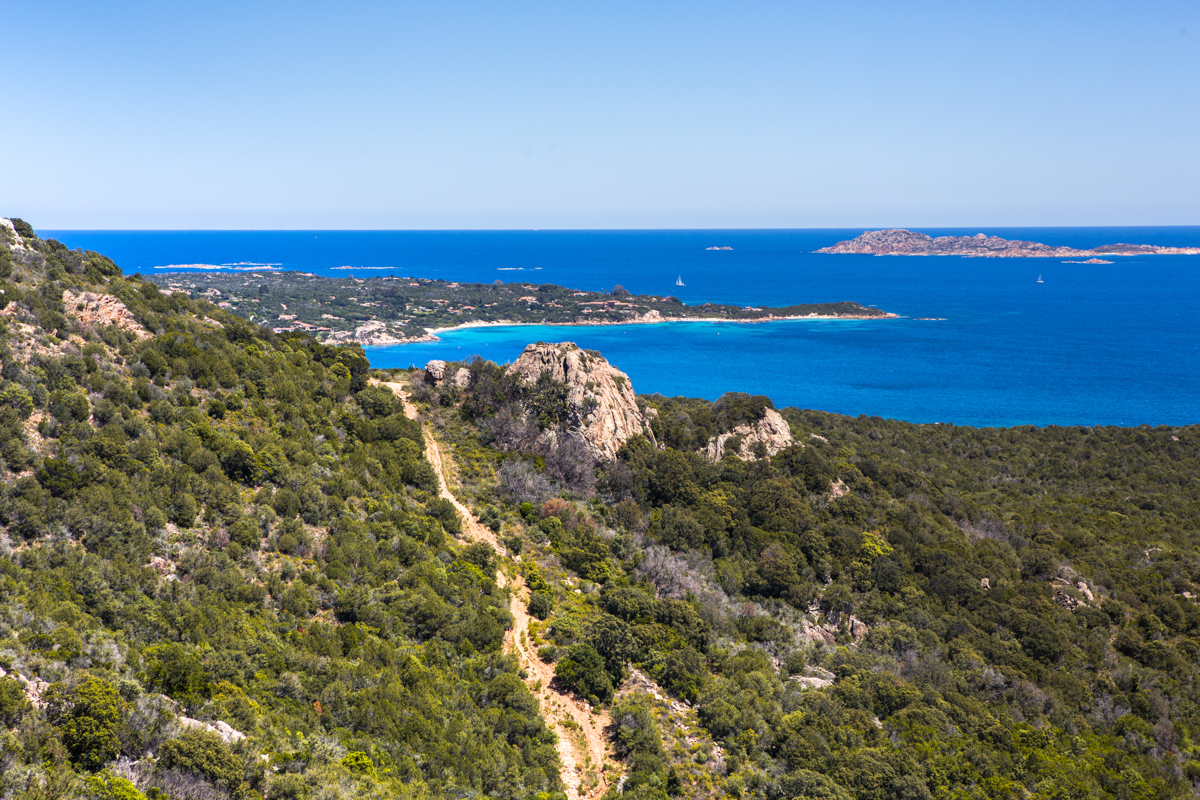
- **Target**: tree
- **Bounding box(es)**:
[220,440,261,483]
[0,677,31,726]
[586,613,637,682]
[46,676,123,771]
[554,644,614,704]
[11,218,35,238]
[143,643,210,708]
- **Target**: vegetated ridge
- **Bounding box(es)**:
[818,228,1200,257]
[380,376,617,800]
[149,271,894,346]
[2,216,1200,800]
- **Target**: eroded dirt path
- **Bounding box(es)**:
[382,381,616,800]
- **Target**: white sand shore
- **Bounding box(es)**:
[392,310,899,342]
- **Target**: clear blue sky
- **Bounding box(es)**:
[4,1,1197,229]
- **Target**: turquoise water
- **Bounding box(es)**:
[45,228,1200,427]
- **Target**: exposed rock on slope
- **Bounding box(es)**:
[704,407,793,460]
[508,342,656,461]
[424,359,447,385]
[817,229,1200,257]
[62,289,150,339]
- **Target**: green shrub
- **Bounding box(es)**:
[229,517,261,549]
[45,676,123,771]
[157,729,243,789]
[554,643,613,704]
[0,384,33,417]
[0,676,31,726]
[342,750,376,776]
[84,771,146,800]
[528,591,553,620]
[143,643,209,707]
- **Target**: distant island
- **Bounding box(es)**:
[817,228,1200,258]
[150,271,895,345]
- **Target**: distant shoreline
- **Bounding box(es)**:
[819,229,1200,258]
[360,310,900,346]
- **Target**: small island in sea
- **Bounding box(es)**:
[150,271,895,345]
[818,228,1200,258]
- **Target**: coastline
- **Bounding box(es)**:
[357,310,899,347]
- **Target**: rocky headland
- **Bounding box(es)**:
[817,229,1200,258]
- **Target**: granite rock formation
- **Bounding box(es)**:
[423,359,447,385]
[61,289,150,340]
[508,342,656,461]
[704,407,794,461]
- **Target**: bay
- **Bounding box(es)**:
[44,227,1200,427]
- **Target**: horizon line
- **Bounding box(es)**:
[35,223,1200,233]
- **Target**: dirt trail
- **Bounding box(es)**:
[382,381,616,800]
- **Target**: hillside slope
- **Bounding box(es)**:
[0,220,563,800]
[3,219,1200,800]
[414,355,1200,800]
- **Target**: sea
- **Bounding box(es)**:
[43,227,1200,428]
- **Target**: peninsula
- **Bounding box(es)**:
[817,228,1200,258]
[149,271,894,345]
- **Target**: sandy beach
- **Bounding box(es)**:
[397,309,899,343]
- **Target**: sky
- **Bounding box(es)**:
[3,1,1197,229]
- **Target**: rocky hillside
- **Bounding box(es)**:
[0,220,562,800]
[4,219,1200,800]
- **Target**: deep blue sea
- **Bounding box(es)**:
[44,228,1200,428]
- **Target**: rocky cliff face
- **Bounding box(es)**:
[703,407,793,460]
[508,342,656,461]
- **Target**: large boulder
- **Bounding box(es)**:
[704,407,793,461]
[423,360,447,385]
[507,342,656,461]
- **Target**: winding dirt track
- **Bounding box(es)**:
[382,382,616,800]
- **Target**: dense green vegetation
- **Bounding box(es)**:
[3,218,1200,800]
[415,358,1200,800]
[149,270,889,345]
[0,222,558,800]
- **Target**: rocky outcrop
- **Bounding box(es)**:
[421,363,472,389]
[0,666,50,708]
[62,289,150,339]
[423,360,447,385]
[704,407,793,461]
[817,229,1200,258]
[507,342,656,461]
[179,716,246,744]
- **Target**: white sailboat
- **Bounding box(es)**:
[1036,274,1044,284]
[675,275,685,287]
